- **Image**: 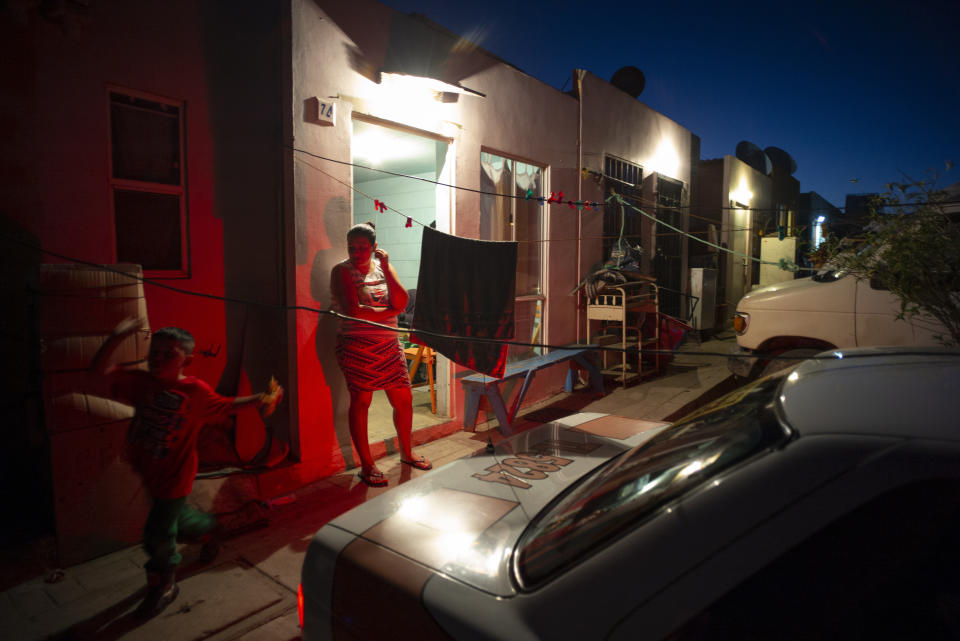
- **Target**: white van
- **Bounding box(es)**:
[728,269,947,377]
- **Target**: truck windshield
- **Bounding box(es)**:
[514,374,791,588]
[812,268,848,282]
[813,242,878,282]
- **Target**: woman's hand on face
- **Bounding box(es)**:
[374,247,389,265]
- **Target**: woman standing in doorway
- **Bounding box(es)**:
[330,222,432,486]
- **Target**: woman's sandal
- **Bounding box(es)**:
[400,455,433,471]
[358,469,388,487]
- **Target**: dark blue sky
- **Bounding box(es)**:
[383,0,959,209]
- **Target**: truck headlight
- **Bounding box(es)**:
[733,312,749,335]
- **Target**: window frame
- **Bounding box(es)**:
[479,149,547,360]
[602,155,644,263]
[106,85,189,278]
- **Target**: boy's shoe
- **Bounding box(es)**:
[198,528,224,565]
[136,570,179,619]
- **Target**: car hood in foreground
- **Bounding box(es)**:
[322,413,667,596]
[781,347,960,441]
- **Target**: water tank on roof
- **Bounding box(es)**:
[764,146,797,175]
[610,66,645,98]
[735,141,772,175]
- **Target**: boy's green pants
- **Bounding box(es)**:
[143,496,218,571]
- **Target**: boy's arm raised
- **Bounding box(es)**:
[90,317,143,376]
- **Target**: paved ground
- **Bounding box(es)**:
[0,333,739,641]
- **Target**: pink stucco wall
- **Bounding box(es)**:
[2,2,226,385]
[3,0,291,477]
[4,0,700,492]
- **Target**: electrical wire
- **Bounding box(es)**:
[5,232,955,364]
[291,146,960,214]
[296,150,809,272]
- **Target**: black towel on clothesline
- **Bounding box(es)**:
[411,226,517,378]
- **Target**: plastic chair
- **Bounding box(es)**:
[404,340,436,414]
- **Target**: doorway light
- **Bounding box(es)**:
[380,72,485,98]
[352,129,421,165]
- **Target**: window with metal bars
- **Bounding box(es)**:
[603,155,643,263]
[655,177,685,317]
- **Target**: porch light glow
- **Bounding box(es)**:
[730,178,753,205]
[367,74,454,133]
[648,139,680,178]
[380,72,484,98]
[352,129,421,165]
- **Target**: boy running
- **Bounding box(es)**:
[90,318,283,617]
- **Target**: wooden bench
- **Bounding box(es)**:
[461,346,604,435]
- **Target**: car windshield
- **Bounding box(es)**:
[514,375,791,588]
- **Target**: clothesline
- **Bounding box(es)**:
[296,153,812,273]
[291,145,848,217]
[7,233,941,366]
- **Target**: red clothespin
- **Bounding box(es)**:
[374,199,387,213]
[405,217,412,228]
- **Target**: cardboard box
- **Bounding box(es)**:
[37,264,154,565]
[45,392,134,434]
[38,263,148,338]
[48,420,150,566]
[40,332,150,372]
[38,263,150,433]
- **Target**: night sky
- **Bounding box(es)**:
[383,0,959,209]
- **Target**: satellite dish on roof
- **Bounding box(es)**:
[764,146,797,175]
[735,140,772,175]
[610,66,645,98]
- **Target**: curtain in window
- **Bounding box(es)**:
[513,161,542,296]
[480,153,512,242]
[480,152,542,296]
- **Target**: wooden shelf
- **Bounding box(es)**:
[585,280,661,387]
[600,368,639,383]
[603,340,638,351]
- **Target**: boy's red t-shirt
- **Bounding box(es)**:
[109,369,235,499]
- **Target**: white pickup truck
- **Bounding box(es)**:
[728,269,947,378]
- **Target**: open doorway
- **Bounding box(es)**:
[351,117,452,444]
